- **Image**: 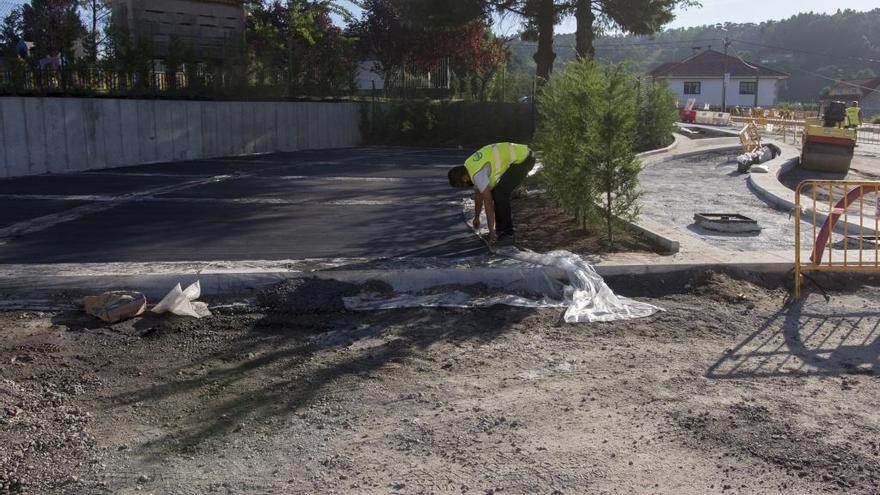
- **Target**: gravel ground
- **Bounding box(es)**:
[2,274,880,494]
[640,151,797,252]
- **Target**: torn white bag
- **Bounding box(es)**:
[152,280,211,318]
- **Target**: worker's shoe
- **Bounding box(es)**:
[495,233,516,247]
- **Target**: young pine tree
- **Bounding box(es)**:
[594,64,641,249]
[535,59,642,250]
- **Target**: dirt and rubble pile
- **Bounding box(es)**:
[687,271,783,306]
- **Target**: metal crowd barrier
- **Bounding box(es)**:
[795,180,880,298]
[731,116,880,147]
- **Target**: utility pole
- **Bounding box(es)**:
[721,31,731,112]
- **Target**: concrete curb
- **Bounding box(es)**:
[747,156,800,212]
[0,259,802,310]
[617,133,686,254]
[597,260,793,277]
[636,133,682,159]
[676,122,742,138]
[0,264,566,302]
[620,218,680,254]
[746,147,880,237]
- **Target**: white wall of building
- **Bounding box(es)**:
[663,77,782,109]
[356,61,384,91]
[0,97,362,178]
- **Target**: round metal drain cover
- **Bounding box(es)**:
[694,213,761,233]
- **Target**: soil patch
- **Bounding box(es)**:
[4,276,880,494]
[687,271,785,307]
[512,193,662,255]
[675,402,880,492]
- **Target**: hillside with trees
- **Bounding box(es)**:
[510,8,880,103]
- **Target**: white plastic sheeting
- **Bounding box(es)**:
[344,247,661,324]
[344,197,661,323]
[344,291,565,311]
[506,249,661,323]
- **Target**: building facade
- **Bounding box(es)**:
[649,50,789,110]
[112,0,245,60]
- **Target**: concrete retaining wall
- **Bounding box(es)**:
[0,97,362,178]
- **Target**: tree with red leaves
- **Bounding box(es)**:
[449,22,507,100]
[352,0,507,98]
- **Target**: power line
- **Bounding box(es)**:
[594,38,722,49]
[780,64,880,95]
[509,37,722,49]
[731,38,880,65]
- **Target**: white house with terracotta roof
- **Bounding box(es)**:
[649,49,789,109]
[823,78,880,117]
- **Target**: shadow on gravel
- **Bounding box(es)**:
[707,299,880,379]
[101,290,535,458]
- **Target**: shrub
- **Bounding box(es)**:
[534,59,642,249]
[636,79,678,152]
[361,99,534,146]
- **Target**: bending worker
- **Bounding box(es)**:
[448,143,535,245]
[846,101,863,129]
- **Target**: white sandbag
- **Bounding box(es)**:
[152,280,211,318]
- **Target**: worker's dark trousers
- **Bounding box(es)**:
[492,153,536,237]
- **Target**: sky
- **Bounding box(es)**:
[517,0,879,35]
[1,0,875,36]
[335,0,877,36]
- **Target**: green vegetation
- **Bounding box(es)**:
[391,0,694,81]
[636,78,678,152]
[511,8,880,102]
[534,59,646,249]
[361,99,534,146]
[0,0,508,100]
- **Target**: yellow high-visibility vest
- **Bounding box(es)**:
[464,143,530,190]
[846,106,861,126]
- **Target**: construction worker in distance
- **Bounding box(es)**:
[846,100,863,129]
[448,143,536,245]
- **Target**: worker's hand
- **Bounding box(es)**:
[472,216,481,230]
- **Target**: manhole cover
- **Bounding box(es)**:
[694,213,761,233]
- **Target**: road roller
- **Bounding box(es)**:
[800,101,857,174]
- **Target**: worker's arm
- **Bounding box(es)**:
[473,192,483,229]
[480,188,497,241]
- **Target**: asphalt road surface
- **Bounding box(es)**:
[0,147,485,263]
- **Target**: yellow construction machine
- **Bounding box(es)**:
[800,101,857,174]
